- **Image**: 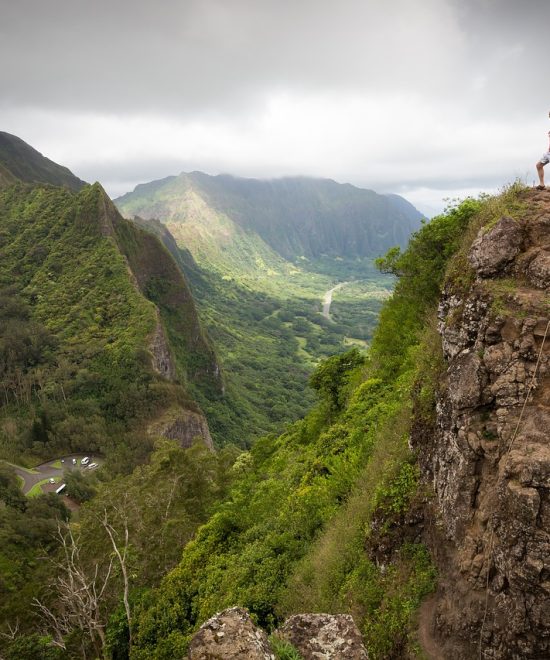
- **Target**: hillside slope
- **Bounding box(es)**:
[0,131,86,191]
[115,172,423,277]
[126,184,550,660]
[0,171,219,465]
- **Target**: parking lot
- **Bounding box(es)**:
[11,454,103,496]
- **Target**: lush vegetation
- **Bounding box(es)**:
[0,182,211,469]
[0,441,238,659]
[141,217,395,446]
[0,461,70,650]
[125,191,519,659]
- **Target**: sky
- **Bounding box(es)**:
[1,0,549,216]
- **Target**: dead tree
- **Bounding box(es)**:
[33,524,113,658]
[100,506,132,648]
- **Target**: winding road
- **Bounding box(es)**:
[321,282,349,320]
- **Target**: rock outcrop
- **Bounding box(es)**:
[150,315,177,380]
[188,607,274,660]
[149,406,214,451]
[415,191,550,658]
[277,613,368,659]
[187,608,369,660]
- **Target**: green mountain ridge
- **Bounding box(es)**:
[0,149,220,466]
[0,131,86,192]
[114,171,423,281]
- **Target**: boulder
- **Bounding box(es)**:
[188,607,274,660]
[526,250,550,288]
[277,613,368,659]
[468,216,522,277]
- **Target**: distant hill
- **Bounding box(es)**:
[0,131,86,191]
[115,172,424,274]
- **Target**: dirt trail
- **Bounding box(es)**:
[417,595,446,660]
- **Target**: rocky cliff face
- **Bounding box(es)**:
[416,189,550,659]
[149,406,214,451]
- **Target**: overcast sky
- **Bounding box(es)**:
[1,0,549,215]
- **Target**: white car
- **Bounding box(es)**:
[81,457,90,466]
[49,478,55,484]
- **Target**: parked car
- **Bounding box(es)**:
[72,458,77,465]
[49,478,55,484]
[81,457,90,466]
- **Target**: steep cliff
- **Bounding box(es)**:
[415,188,550,658]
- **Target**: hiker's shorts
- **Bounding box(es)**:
[540,152,550,165]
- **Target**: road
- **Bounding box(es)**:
[8,454,103,496]
[321,282,349,320]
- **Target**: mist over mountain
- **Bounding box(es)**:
[115,171,423,267]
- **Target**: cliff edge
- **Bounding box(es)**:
[415,188,550,658]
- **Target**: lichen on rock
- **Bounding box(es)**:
[188,607,274,660]
[276,613,368,659]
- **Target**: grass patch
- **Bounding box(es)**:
[269,635,304,660]
[4,461,39,475]
[26,477,57,498]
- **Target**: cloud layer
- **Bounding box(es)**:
[1,0,548,213]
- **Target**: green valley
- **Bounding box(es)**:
[0,134,439,660]
[116,173,412,445]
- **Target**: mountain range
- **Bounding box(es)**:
[115,171,423,277]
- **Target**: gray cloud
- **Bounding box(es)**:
[1,0,549,214]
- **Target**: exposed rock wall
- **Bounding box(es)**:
[149,406,214,451]
[415,191,550,659]
[149,313,177,380]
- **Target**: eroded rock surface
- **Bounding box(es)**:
[468,215,523,277]
[150,315,176,380]
[188,607,274,660]
[149,406,214,450]
[414,191,550,659]
[277,613,368,659]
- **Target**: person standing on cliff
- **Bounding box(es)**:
[535,112,550,189]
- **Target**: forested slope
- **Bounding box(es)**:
[128,188,527,659]
[0,132,86,191]
[0,179,217,465]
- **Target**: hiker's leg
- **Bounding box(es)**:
[537,161,545,186]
